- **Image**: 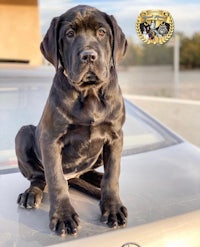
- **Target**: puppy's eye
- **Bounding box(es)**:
[97,27,106,38]
[66,29,75,38]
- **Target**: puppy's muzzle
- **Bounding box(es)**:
[80,49,98,63]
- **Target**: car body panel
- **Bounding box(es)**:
[50,210,200,247]
[0,142,200,247]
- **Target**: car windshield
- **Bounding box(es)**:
[123,100,182,155]
[0,68,182,172]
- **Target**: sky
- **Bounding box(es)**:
[38,0,200,42]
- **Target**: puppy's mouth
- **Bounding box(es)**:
[80,72,100,87]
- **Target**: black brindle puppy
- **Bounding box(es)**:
[16,5,128,236]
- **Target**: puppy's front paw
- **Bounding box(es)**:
[49,200,80,236]
[100,198,128,228]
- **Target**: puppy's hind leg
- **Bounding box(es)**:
[15,125,46,209]
[69,170,103,200]
[80,170,103,188]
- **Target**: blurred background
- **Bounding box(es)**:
[0,0,200,152]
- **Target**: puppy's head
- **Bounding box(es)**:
[40,5,127,89]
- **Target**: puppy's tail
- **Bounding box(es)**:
[68,170,103,200]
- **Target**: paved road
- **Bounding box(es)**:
[118,66,200,100]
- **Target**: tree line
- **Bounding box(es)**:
[121,32,200,69]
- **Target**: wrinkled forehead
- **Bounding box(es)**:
[59,6,111,31]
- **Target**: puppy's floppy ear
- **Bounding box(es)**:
[40,17,60,70]
[108,15,128,66]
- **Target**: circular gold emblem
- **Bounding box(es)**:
[136,10,174,44]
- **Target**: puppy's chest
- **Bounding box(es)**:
[70,92,108,125]
[61,123,111,170]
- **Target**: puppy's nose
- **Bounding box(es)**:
[80,49,97,63]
